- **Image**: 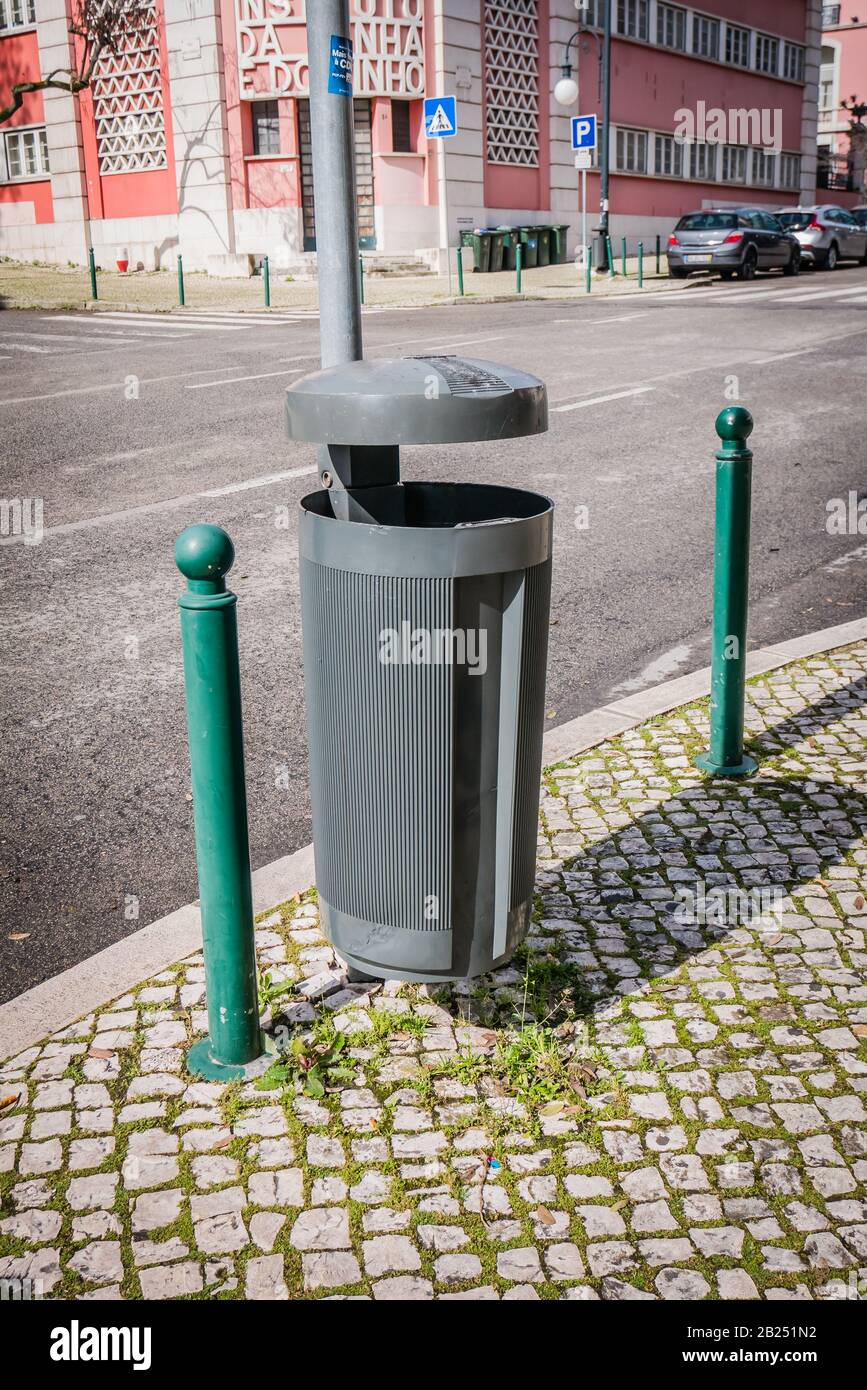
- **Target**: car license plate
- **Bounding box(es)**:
[685,253,713,263]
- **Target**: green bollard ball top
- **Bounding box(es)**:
[715,406,754,445]
[175,524,235,583]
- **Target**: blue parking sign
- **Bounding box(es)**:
[424,95,458,138]
[571,114,597,150]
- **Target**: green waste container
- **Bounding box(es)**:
[519,228,538,269]
[550,224,570,264]
[460,229,491,273]
[536,227,551,267]
[498,226,519,271]
[485,229,505,273]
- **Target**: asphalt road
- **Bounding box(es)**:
[2,267,867,1002]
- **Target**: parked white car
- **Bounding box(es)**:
[776,205,867,270]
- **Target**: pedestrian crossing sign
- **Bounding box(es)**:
[424,95,458,139]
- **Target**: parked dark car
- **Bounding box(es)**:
[667,208,801,280]
[776,205,867,268]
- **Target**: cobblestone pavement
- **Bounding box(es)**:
[2,644,866,1302]
[0,259,668,314]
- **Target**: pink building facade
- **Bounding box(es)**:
[0,0,823,272]
[818,1,867,200]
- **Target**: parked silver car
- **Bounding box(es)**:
[777,205,867,269]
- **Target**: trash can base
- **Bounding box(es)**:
[186,1034,274,1081]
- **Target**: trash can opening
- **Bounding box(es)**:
[301,480,552,531]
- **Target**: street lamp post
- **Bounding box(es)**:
[553,0,612,274]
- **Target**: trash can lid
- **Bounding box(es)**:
[285,355,547,445]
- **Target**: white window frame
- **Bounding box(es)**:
[656,2,686,52]
[783,42,805,83]
[654,132,683,177]
[2,125,49,182]
[691,12,720,61]
[780,152,801,189]
[616,0,649,42]
[721,145,747,184]
[755,33,780,76]
[724,23,751,69]
[615,127,648,173]
[0,0,36,33]
[751,147,776,187]
[575,0,604,27]
[688,140,717,181]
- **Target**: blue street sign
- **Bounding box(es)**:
[571,114,597,150]
[424,95,458,138]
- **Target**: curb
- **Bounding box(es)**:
[2,615,865,1063]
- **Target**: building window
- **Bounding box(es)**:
[755,34,779,75]
[721,145,747,183]
[484,0,540,167]
[725,24,750,68]
[751,148,776,186]
[616,128,647,173]
[391,100,413,153]
[688,142,716,180]
[822,4,840,24]
[251,100,280,156]
[780,152,801,189]
[654,133,683,176]
[783,42,805,83]
[616,0,648,41]
[0,0,36,31]
[692,14,720,60]
[3,126,49,180]
[575,0,604,26]
[656,3,685,51]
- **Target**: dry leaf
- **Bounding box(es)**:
[213,1134,233,1150]
[88,1047,114,1059]
[0,1094,20,1111]
[656,983,680,993]
[8,933,29,941]
[766,934,784,946]
[535,1204,556,1226]
[539,1101,566,1117]
[855,895,865,910]
[853,1024,867,1038]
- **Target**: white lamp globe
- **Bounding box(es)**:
[554,75,579,106]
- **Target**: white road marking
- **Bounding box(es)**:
[176,312,304,323]
[8,329,191,345]
[50,312,243,332]
[824,541,867,573]
[185,368,306,389]
[0,341,57,354]
[774,285,867,304]
[0,465,319,543]
[553,385,655,413]
[611,642,693,694]
[554,313,649,324]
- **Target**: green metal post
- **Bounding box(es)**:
[585,243,592,294]
[638,241,644,288]
[88,247,98,301]
[606,234,615,275]
[358,254,364,305]
[516,242,522,294]
[457,243,465,296]
[175,525,267,1079]
[177,254,185,308]
[263,255,271,308]
[695,408,758,779]
[621,236,627,277]
[655,233,661,275]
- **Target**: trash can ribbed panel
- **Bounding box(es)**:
[301,564,454,936]
[510,557,551,909]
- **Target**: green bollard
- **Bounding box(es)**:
[621,236,627,277]
[516,242,522,294]
[585,243,592,294]
[606,235,615,275]
[638,241,644,288]
[175,525,268,1079]
[358,254,364,305]
[457,243,465,296]
[177,253,185,308]
[656,233,661,275]
[263,255,271,308]
[88,247,98,301]
[694,408,758,779]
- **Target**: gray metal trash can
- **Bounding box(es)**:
[287,356,553,982]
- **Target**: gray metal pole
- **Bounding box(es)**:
[307,0,362,369]
[597,0,612,272]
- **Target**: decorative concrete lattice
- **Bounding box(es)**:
[484,0,540,167]
[91,3,167,176]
